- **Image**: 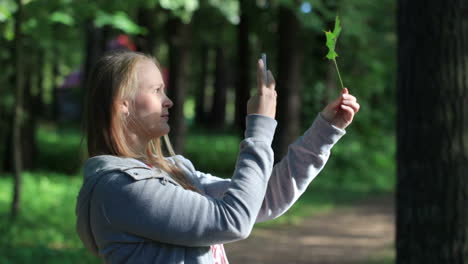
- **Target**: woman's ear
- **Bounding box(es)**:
[120,99,130,114]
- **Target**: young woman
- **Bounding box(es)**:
[75,50,360,264]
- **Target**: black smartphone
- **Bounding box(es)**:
[261,53,268,84]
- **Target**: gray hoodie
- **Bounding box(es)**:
[75,114,345,264]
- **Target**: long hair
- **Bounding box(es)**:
[82,50,198,192]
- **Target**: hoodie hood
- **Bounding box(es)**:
[75,155,154,256]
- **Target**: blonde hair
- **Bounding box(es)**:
[82,50,198,192]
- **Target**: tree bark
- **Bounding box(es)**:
[396,1,467,263]
[11,0,24,220]
[272,6,303,162]
[235,0,252,134]
[209,46,227,128]
[167,18,191,154]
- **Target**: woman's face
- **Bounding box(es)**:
[130,59,173,139]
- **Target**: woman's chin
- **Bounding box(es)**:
[156,126,170,137]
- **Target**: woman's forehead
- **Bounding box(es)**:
[137,60,164,86]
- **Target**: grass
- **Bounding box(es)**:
[0,121,396,263]
[0,172,100,264]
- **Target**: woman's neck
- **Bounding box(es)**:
[125,131,149,156]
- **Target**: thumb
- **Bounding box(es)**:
[342,87,349,94]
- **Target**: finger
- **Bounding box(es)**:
[342,93,357,101]
[257,59,266,93]
[340,104,354,120]
[343,87,349,94]
[341,101,360,113]
[267,70,276,90]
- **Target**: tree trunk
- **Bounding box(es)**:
[272,6,303,162]
[209,46,227,128]
[136,6,159,55]
[396,1,467,263]
[167,18,191,154]
[11,0,24,220]
[1,58,14,173]
[195,45,209,125]
[51,54,60,122]
[83,21,108,89]
[35,49,44,118]
[235,0,252,134]
[21,58,36,170]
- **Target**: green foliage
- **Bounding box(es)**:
[324,16,341,60]
[324,16,345,89]
[95,10,147,34]
[0,0,16,22]
[160,0,199,23]
[50,11,74,26]
[207,0,239,24]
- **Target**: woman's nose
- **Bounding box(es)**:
[164,97,173,109]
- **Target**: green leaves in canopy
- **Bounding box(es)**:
[324,16,341,60]
[159,0,199,23]
[208,0,239,24]
[0,0,16,22]
[95,10,147,35]
[50,11,74,26]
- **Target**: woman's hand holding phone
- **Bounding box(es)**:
[247,55,277,119]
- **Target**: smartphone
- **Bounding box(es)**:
[261,53,268,84]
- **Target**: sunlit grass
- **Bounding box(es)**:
[0,172,100,264]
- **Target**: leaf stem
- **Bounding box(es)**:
[333,58,344,89]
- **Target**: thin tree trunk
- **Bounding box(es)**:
[396,1,467,263]
[51,54,60,122]
[272,6,303,162]
[83,21,107,88]
[235,0,252,134]
[11,0,24,220]
[0,56,14,173]
[167,18,191,154]
[136,6,159,55]
[21,58,36,170]
[195,45,209,125]
[35,49,44,118]
[209,46,227,128]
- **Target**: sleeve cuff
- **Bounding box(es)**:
[301,113,346,153]
[244,114,278,145]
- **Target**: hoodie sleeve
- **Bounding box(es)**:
[255,113,345,222]
[188,113,345,223]
[91,114,277,247]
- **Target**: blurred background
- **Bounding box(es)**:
[0,0,465,263]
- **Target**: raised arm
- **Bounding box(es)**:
[255,113,344,222]
[256,87,360,222]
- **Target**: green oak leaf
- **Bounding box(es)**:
[325,16,341,60]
